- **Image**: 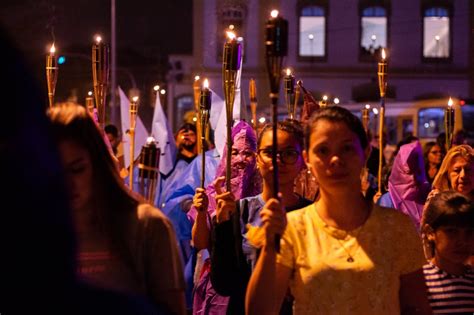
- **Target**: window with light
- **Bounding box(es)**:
[360,6,387,56]
[423,7,450,58]
[299,6,325,57]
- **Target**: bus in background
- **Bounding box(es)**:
[344,98,473,146]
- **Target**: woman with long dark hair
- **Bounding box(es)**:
[48,103,186,315]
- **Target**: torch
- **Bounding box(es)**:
[294,79,301,120]
[193,75,203,153]
[284,68,296,120]
[265,9,288,198]
[377,48,388,194]
[138,137,161,203]
[222,30,242,192]
[200,79,212,188]
[92,35,110,129]
[129,96,139,189]
[265,9,288,253]
[444,97,455,150]
[46,43,58,108]
[249,79,258,130]
[320,95,328,108]
[362,104,371,133]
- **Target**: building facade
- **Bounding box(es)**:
[167,0,473,141]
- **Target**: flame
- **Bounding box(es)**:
[381,48,386,60]
[132,96,139,102]
[270,10,279,18]
[286,68,291,76]
[88,91,93,96]
[365,104,371,109]
[50,43,56,54]
[203,79,209,89]
[334,98,340,104]
[448,97,453,107]
[95,35,102,43]
[322,95,328,101]
[226,31,236,40]
[146,136,155,144]
[194,75,200,81]
[153,85,160,91]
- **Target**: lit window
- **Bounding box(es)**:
[360,6,387,56]
[423,7,450,58]
[299,6,325,57]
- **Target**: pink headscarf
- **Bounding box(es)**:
[388,141,431,231]
[187,120,262,223]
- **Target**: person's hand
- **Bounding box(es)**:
[373,191,382,204]
[214,176,236,223]
[193,188,209,212]
[260,197,287,249]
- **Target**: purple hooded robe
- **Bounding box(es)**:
[388,141,431,231]
[187,121,262,314]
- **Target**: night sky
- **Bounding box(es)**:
[0,0,193,102]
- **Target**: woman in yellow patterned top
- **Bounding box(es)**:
[246,106,432,315]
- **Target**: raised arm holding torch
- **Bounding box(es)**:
[46,43,58,108]
[377,48,388,194]
[222,31,242,192]
[265,9,288,252]
[200,79,212,188]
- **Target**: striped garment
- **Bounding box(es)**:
[423,262,474,314]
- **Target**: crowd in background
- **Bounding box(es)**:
[3,26,473,315]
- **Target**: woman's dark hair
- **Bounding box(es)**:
[258,119,304,150]
[304,106,368,150]
[421,190,474,258]
[48,103,140,261]
[422,190,474,231]
[423,141,436,161]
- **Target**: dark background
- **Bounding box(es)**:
[0,0,193,106]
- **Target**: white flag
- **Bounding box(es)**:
[214,43,244,157]
[151,91,177,176]
[209,89,224,130]
[118,87,148,169]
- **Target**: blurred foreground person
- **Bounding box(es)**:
[48,103,186,315]
[0,27,160,314]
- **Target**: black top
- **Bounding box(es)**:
[210,195,312,315]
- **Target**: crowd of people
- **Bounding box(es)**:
[4,26,473,315]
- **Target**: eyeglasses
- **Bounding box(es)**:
[258,149,300,165]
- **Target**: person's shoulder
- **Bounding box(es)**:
[136,203,174,230]
[287,203,314,222]
[371,205,418,232]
